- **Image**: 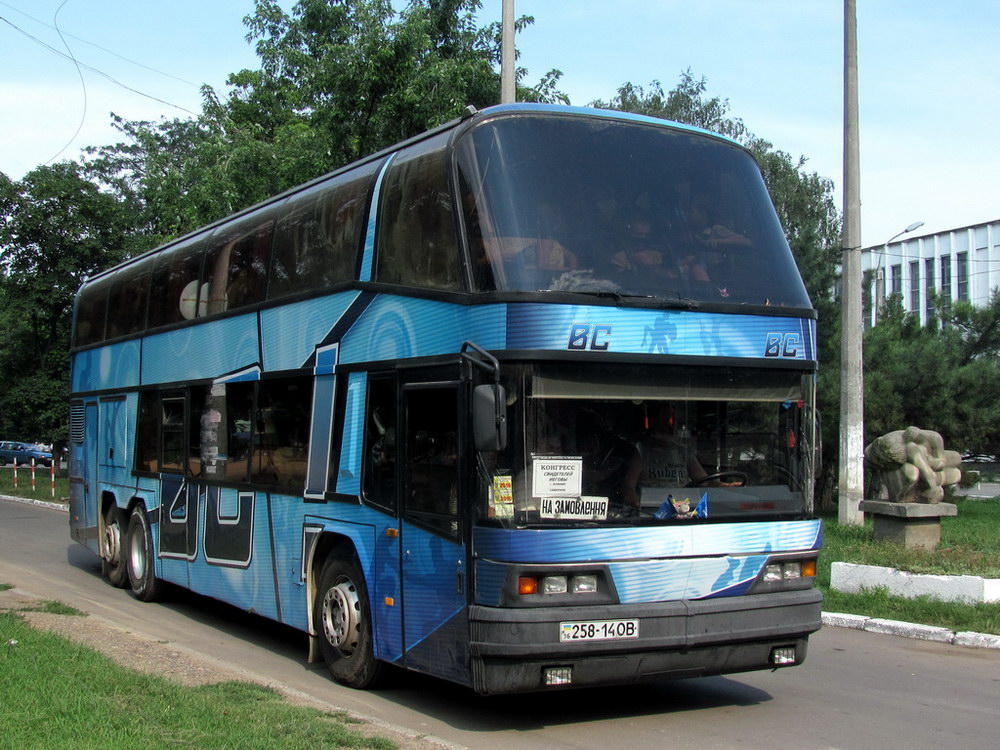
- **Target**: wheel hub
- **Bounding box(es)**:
[322,579,360,654]
[103,519,120,564]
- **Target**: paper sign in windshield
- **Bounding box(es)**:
[531,457,582,497]
[540,496,609,520]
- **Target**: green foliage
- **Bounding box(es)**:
[0,613,396,750]
[85,0,566,241]
[863,295,1000,454]
[0,163,138,443]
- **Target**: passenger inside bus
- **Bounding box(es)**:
[621,401,741,510]
[605,210,710,288]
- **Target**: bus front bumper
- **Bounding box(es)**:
[468,588,822,695]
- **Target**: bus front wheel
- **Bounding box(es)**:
[101,506,128,588]
[126,505,162,602]
[314,555,384,689]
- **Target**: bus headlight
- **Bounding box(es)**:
[542,576,568,595]
[753,558,817,592]
[570,575,598,594]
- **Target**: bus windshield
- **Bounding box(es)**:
[457,114,811,308]
[479,363,815,528]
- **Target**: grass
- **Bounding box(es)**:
[0,467,69,504]
[818,497,1000,635]
[0,610,396,750]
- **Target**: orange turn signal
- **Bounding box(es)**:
[802,560,817,577]
[518,576,538,595]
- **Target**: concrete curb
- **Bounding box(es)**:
[821,611,1000,650]
[0,493,68,512]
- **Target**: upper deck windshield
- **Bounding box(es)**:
[478,363,815,529]
[457,113,811,308]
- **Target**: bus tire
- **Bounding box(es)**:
[101,506,128,588]
[314,554,384,689]
[126,505,162,602]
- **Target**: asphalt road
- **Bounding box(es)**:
[2,498,998,749]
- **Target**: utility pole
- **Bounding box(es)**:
[839,0,864,525]
[501,0,516,104]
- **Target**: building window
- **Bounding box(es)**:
[889,264,902,297]
[908,261,920,313]
[940,255,952,307]
[924,258,935,321]
[957,252,969,301]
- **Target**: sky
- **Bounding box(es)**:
[1,0,997,247]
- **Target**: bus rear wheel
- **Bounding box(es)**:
[101,506,128,588]
[126,505,162,602]
[314,555,384,689]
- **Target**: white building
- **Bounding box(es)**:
[862,219,1000,327]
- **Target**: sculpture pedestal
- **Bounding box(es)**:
[859,500,957,551]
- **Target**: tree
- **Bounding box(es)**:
[86,0,566,241]
[0,163,136,443]
[864,295,1000,457]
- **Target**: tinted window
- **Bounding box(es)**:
[404,384,460,538]
[135,391,160,472]
[269,163,381,299]
[363,376,397,510]
[376,134,461,290]
[147,238,210,329]
[106,258,153,339]
[457,115,811,307]
[74,273,115,347]
[160,392,186,472]
[204,206,281,315]
[253,376,312,487]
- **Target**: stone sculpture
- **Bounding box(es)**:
[864,426,962,504]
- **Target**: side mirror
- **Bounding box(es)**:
[473,384,508,451]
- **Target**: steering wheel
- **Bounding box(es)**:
[686,470,748,488]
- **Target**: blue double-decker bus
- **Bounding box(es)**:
[69,104,822,694]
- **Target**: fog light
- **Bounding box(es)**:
[771,646,797,665]
[571,574,598,594]
[544,666,573,686]
[542,575,568,595]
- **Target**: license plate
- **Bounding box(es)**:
[559,619,639,642]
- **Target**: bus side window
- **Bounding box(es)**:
[204,220,273,315]
[74,273,114,347]
[106,263,151,340]
[135,391,160,473]
[404,386,460,538]
[362,377,397,511]
[376,135,461,291]
[160,392,186,472]
[252,376,311,487]
[147,238,209,328]
[268,162,380,300]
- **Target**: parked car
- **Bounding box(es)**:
[961,452,998,463]
[0,441,53,466]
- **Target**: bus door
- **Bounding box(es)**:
[399,379,469,682]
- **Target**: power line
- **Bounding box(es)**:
[0,0,199,88]
[43,0,87,166]
[0,14,198,115]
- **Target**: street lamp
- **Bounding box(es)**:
[874,221,924,323]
